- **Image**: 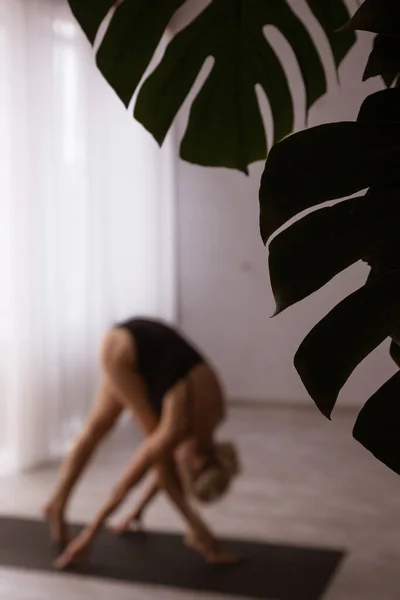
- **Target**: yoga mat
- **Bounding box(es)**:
[0,517,345,600]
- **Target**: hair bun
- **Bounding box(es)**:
[215,441,241,477]
[189,441,241,504]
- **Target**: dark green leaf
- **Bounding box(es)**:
[389,339,400,368]
[364,236,400,275]
[68,0,114,44]
[68,0,356,171]
[363,35,400,85]
[135,0,329,172]
[96,0,186,107]
[357,88,400,122]
[268,190,400,315]
[342,0,400,38]
[305,0,356,67]
[294,270,400,419]
[362,198,400,279]
[135,5,284,172]
[382,72,399,87]
[259,121,400,243]
[353,370,400,475]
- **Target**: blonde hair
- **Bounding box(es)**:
[189,442,240,504]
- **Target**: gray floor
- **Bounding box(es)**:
[0,404,399,600]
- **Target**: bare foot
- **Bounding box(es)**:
[44,501,69,545]
[54,533,91,570]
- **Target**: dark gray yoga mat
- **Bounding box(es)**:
[0,517,345,600]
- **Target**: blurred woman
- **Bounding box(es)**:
[44,318,240,568]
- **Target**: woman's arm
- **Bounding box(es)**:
[112,473,161,534]
[135,475,161,518]
[54,426,179,569]
[158,458,237,564]
[159,459,214,541]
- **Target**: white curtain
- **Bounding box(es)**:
[0,0,177,473]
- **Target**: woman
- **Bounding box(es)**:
[44,318,240,568]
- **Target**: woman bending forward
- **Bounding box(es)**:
[45,318,240,568]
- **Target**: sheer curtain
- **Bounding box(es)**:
[0,0,177,473]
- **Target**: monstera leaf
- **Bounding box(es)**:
[353,369,400,474]
[260,0,400,475]
[260,91,400,421]
[363,34,400,86]
[343,0,400,86]
[67,0,356,172]
[342,0,400,38]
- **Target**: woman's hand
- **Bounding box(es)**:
[112,474,160,536]
[54,529,92,570]
[184,529,239,565]
[111,512,143,536]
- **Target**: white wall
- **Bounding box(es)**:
[173,2,397,407]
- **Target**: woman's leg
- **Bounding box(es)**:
[44,379,123,543]
[100,327,160,434]
[45,326,158,544]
